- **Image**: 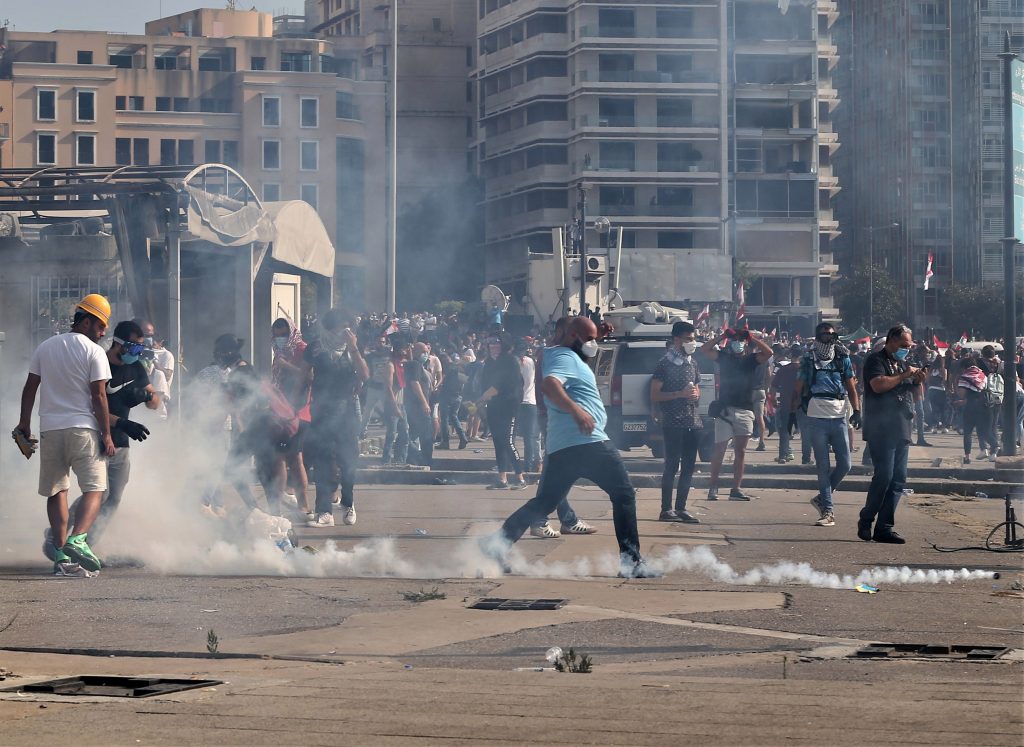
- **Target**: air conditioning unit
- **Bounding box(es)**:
[585,255,607,274]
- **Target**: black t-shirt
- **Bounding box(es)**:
[862,349,914,444]
[652,352,701,429]
[403,359,432,418]
[481,354,524,408]
[717,352,761,410]
[305,341,360,421]
[107,360,150,448]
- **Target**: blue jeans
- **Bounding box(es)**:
[382,411,409,464]
[796,410,812,461]
[312,414,360,514]
[442,396,467,445]
[859,436,909,533]
[500,440,641,563]
[517,403,541,471]
[806,416,851,512]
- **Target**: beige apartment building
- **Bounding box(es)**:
[474,0,841,333]
[0,7,386,308]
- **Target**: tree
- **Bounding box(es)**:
[938,282,1024,340]
[835,263,905,334]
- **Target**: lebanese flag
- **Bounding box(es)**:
[923,252,934,290]
[932,335,948,350]
[695,303,710,327]
[770,327,777,338]
[735,283,746,323]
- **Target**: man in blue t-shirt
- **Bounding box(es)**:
[482,316,659,579]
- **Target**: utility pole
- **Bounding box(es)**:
[576,183,587,315]
[386,0,399,313]
[999,33,1019,456]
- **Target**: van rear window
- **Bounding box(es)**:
[619,347,667,375]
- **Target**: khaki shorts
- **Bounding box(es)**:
[714,407,755,443]
[38,427,108,497]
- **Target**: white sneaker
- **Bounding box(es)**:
[54,560,97,578]
[560,520,598,535]
[279,492,299,509]
[343,506,357,525]
[530,523,561,538]
[978,449,989,459]
[307,512,335,527]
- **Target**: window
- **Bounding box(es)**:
[337,137,365,251]
[300,97,319,128]
[335,91,360,119]
[198,49,233,72]
[598,97,634,127]
[160,139,177,166]
[154,46,189,70]
[37,89,57,121]
[599,8,635,37]
[263,139,281,170]
[466,45,474,67]
[599,141,635,170]
[432,17,442,32]
[199,98,230,113]
[466,81,473,102]
[657,231,694,249]
[156,96,172,112]
[127,96,144,111]
[133,138,150,166]
[174,97,189,112]
[263,95,281,127]
[109,52,133,69]
[281,51,312,72]
[205,140,222,163]
[178,139,194,165]
[300,184,319,209]
[115,96,126,111]
[263,183,281,202]
[77,50,93,65]
[37,133,57,165]
[251,56,266,71]
[115,137,131,166]
[223,140,239,167]
[656,9,694,38]
[76,133,96,166]
[300,140,319,171]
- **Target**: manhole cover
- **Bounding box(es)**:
[469,598,568,611]
[2,676,222,698]
[851,644,1010,661]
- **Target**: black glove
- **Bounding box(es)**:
[787,411,797,437]
[130,387,153,407]
[116,419,150,442]
[850,410,863,430]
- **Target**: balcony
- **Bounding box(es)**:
[597,204,720,219]
[574,114,721,133]
[582,159,719,175]
[579,69,719,86]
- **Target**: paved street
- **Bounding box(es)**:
[0,430,1022,746]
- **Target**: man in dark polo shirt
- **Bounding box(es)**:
[858,324,926,544]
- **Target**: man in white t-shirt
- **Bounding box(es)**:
[16,294,116,576]
[517,342,541,473]
[135,318,174,411]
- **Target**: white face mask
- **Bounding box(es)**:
[681,341,698,355]
[580,340,600,358]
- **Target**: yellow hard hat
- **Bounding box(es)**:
[75,293,111,325]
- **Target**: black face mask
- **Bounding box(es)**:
[570,338,585,360]
[217,351,241,367]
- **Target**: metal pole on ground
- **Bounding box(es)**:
[999,33,1019,457]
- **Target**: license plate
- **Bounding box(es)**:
[622,422,647,432]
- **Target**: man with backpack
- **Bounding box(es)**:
[981,345,1004,455]
[793,322,861,527]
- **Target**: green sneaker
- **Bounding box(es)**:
[61,533,102,572]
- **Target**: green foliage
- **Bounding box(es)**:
[435,300,465,317]
[553,647,593,674]
[938,282,1024,340]
[835,263,906,333]
[206,629,219,654]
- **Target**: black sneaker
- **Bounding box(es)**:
[509,478,527,491]
[486,481,510,490]
[707,488,719,501]
[802,457,813,466]
[618,559,663,579]
[659,509,682,522]
[729,488,756,501]
[756,441,767,452]
[809,494,826,517]
[872,530,906,544]
[857,521,873,542]
[677,510,700,524]
[916,440,933,447]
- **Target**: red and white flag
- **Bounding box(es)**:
[695,303,710,328]
[770,327,777,338]
[932,335,948,350]
[735,283,746,323]
[923,252,934,291]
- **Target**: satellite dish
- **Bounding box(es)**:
[481,284,510,311]
[604,289,624,311]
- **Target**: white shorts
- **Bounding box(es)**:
[38,427,108,497]
[714,407,755,443]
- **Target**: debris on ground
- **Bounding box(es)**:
[401,586,446,602]
[854,583,879,594]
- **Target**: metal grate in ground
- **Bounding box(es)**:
[2,675,222,698]
[469,598,568,611]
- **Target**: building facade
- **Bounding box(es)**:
[313,0,481,308]
[0,8,387,309]
[473,0,840,333]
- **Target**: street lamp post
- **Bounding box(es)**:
[576,184,587,314]
[386,0,398,313]
[863,223,899,334]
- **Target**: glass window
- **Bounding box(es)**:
[336,91,360,119]
[115,96,126,111]
[76,134,96,166]
[77,50,93,64]
[155,96,172,112]
[251,56,266,71]
[160,139,177,166]
[115,138,131,166]
[133,139,149,166]
[300,97,319,128]
[300,183,319,209]
[263,96,281,127]
[173,97,190,112]
[205,140,221,163]
[223,141,239,168]
[281,51,312,72]
[300,140,319,171]
[336,137,365,251]
[128,96,144,111]
[263,183,281,202]
[178,139,194,165]
[37,133,57,165]
[263,139,281,170]
[37,89,57,121]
